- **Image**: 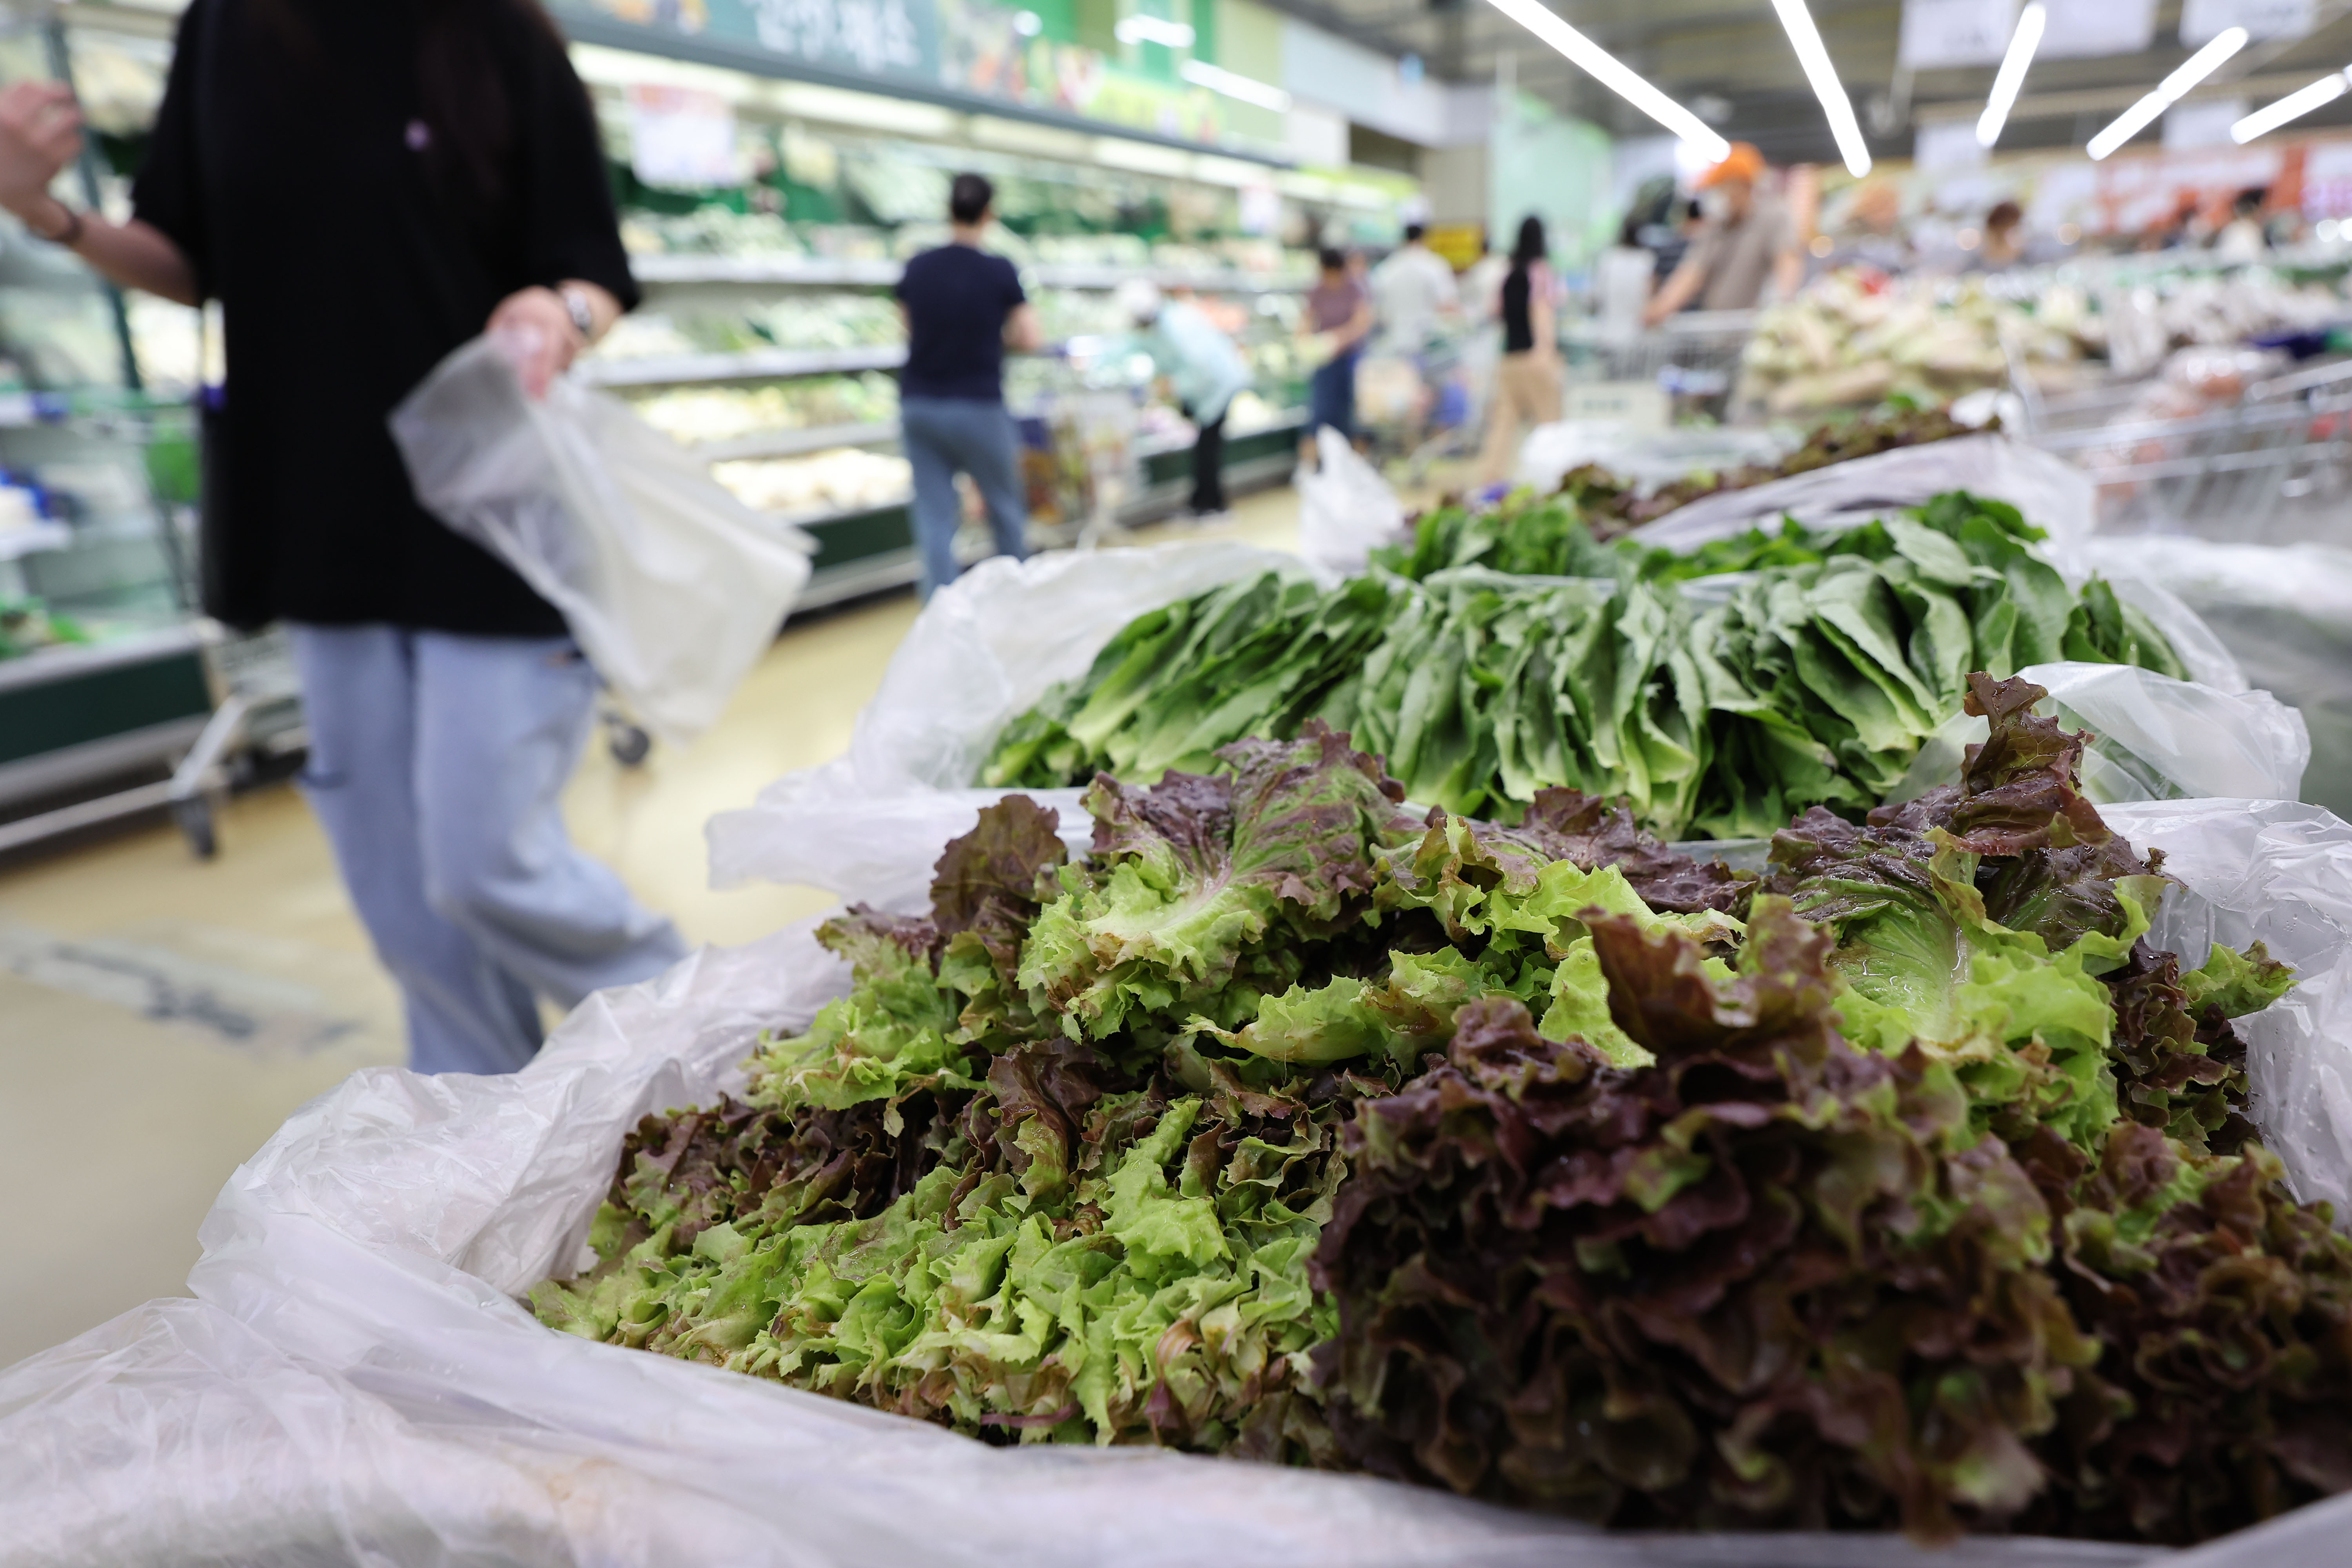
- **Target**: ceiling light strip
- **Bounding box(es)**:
[2232,71,2351,143]
[1977,2,2046,149]
[1478,0,1731,162]
[1769,0,1871,175]
[2089,27,2249,160]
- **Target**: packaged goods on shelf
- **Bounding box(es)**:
[628,375,900,446]
[0,593,83,659]
[589,297,904,362]
[711,448,912,516]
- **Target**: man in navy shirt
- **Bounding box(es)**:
[896,173,1041,598]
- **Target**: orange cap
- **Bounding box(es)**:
[1697,142,1766,188]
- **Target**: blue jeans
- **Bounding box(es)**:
[288,624,688,1075]
[900,396,1029,600]
[1309,349,1360,442]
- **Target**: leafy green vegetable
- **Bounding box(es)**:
[539,684,2347,1548]
[986,493,2183,841]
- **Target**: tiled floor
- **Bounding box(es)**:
[0,488,1302,1369]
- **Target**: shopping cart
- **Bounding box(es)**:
[1565,309,1760,424]
[166,621,304,858]
[2010,349,2352,540]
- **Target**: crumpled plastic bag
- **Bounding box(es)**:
[1516,420,1790,496]
[1296,427,1402,580]
[705,539,1311,908]
[1627,433,2096,558]
[391,336,814,743]
[12,798,2352,1564]
[2056,536,2352,821]
[1885,660,2308,808]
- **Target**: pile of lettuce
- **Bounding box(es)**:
[982,493,2185,839]
[536,686,2352,1546]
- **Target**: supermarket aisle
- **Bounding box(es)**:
[0,487,1300,1369]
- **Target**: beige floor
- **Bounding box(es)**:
[0,489,1301,1370]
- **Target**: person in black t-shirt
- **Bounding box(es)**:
[894,173,1040,599]
[0,0,685,1076]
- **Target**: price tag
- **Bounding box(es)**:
[1898,0,2017,69]
[624,85,739,189]
[2040,0,2155,58]
[2181,0,2313,45]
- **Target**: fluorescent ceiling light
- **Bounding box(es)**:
[1115,15,1195,48]
[1976,2,2045,149]
[1769,0,1870,176]
[2088,26,2247,161]
[1180,59,1292,113]
[2233,71,2351,143]
[1478,0,1730,162]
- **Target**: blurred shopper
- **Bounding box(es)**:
[2216,188,2269,263]
[1300,247,1372,470]
[1594,213,1656,343]
[897,172,1038,600]
[0,0,684,1076]
[1461,230,1511,326]
[1118,279,1249,523]
[1644,143,1801,323]
[1370,220,1458,356]
[1477,216,1561,488]
[1819,180,1911,274]
[1972,200,2027,271]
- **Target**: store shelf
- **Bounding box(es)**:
[693,422,901,462]
[576,344,906,388]
[629,252,1311,296]
[630,254,902,288]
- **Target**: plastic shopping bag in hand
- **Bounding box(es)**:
[390,335,814,743]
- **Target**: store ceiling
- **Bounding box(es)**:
[1258,0,2352,166]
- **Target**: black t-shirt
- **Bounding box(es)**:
[894,245,1024,403]
[1501,264,1535,355]
[134,0,639,635]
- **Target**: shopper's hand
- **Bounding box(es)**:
[0,82,81,223]
[485,286,582,399]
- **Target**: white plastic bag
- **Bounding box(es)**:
[1516,420,1789,495]
[391,336,814,744]
[705,539,1310,901]
[12,800,2352,1564]
[2059,536,2352,820]
[1295,427,1404,580]
[1627,434,2097,558]
[2102,799,2352,1218]
[1885,661,2308,808]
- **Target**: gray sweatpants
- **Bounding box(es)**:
[287,623,687,1075]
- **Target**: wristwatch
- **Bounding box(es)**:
[557,283,597,343]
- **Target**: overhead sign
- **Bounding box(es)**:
[2038,0,2155,58]
[737,0,937,78]
[1897,0,2017,70]
[1915,119,1989,172]
[2180,0,2313,45]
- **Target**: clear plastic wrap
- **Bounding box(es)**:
[1627,434,2096,557]
[9,800,2352,1564]
[2058,536,2352,820]
[391,336,814,743]
[704,539,1307,900]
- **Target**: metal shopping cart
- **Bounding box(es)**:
[2010,347,2352,540]
[1563,309,1760,426]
